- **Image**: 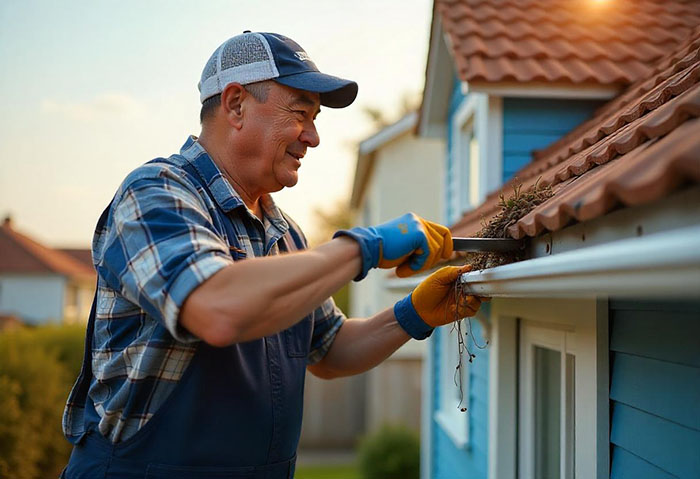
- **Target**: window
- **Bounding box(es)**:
[486,299,604,479]
[519,324,576,479]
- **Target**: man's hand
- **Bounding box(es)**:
[393,265,482,340]
[333,213,453,280]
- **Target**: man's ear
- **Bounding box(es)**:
[220,83,246,130]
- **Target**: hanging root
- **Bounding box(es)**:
[452,279,489,413]
[451,181,552,412]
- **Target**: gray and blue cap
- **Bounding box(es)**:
[199,32,358,108]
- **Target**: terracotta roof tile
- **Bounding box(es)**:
[0,222,95,279]
[438,0,700,86]
[451,29,700,240]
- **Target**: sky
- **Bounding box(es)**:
[0,0,433,247]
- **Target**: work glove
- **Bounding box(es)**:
[394,265,482,340]
[333,213,453,281]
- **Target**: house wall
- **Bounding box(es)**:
[431,319,489,479]
[0,274,65,324]
[63,279,95,324]
[501,98,604,182]
[608,299,700,478]
[346,126,445,438]
[351,128,444,320]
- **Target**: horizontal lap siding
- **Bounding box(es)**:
[609,300,700,479]
[432,317,489,479]
[502,98,604,183]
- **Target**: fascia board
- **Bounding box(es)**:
[459,225,700,298]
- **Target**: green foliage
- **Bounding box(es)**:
[295,463,360,479]
[0,324,85,478]
[357,424,420,479]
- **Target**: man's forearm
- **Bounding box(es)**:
[307,308,412,379]
[180,237,362,346]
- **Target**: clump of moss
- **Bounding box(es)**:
[466,180,553,271]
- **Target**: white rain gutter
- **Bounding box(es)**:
[459,225,700,298]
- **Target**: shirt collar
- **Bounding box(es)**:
[179,136,289,233]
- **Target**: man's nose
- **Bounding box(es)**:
[300,122,320,148]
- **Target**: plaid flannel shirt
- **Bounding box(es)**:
[62,136,345,444]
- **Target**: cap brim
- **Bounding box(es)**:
[274,71,358,108]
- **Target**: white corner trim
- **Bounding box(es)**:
[420,336,434,479]
[488,313,517,479]
[459,226,700,298]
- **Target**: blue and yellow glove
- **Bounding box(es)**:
[394,266,482,339]
[334,213,453,280]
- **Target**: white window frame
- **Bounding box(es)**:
[519,323,576,479]
[486,298,608,479]
[448,92,502,224]
[434,325,470,448]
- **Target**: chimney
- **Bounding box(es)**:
[3,215,11,228]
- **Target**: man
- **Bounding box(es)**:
[61,32,481,478]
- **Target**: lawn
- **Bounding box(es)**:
[294,463,360,479]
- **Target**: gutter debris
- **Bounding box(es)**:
[463,180,553,271]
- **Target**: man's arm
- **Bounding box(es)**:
[180,237,361,347]
[307,309,410,379]
[308,266,483,379]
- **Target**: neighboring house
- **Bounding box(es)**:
[0,217,95,324]
[349,111,446,433]
[416,1,700,478]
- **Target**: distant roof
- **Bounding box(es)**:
[452,28,700,238]
[0,218,95,280]
[437,0,700,86]
[59,248,94,270]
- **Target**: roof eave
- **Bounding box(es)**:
[466,81,622,100]
[418,9,454,139]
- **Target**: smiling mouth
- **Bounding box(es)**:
[286,151,304,160]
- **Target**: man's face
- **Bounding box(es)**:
[243,82,321,192]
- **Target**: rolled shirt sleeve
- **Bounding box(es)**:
[307,295,346,365]
[97,165,234,342]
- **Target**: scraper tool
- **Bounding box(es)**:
[452,237,524,253]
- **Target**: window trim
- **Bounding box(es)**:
[519,322,576,479]
[487,298,607,479]
[448,93,502,224]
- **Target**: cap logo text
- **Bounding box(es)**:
[294,51,311,62]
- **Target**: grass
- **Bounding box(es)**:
[294,463,360,479]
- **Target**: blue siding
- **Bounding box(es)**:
[431,310,489,479]
[609,300,700,479]
[446,79,466,223]
[502,98,604,182]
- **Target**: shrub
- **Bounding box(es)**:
[0,324,85,479]
[357,424,420,479]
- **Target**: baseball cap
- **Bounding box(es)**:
[198,32,358,108]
